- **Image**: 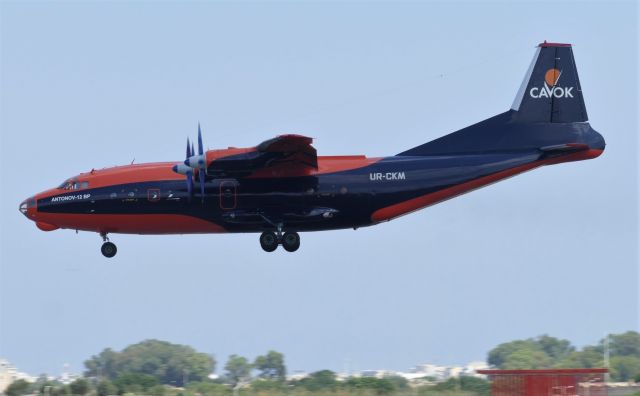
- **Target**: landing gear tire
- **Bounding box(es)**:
[101,242,117,258]
[260,232,279,252]
[281,232,300,252]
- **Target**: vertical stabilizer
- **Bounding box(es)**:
[511,42,588,123]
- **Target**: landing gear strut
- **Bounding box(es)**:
[100,232,117,258]
[259,226,301,253]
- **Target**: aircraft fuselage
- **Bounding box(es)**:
[23,147,602,236]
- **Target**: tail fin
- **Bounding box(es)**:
[398,42,604,157]
[511,42,588,123]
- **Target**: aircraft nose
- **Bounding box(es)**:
[19,197,36,219]
[19,200,28,216]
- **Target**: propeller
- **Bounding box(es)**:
[172,124,208,202]
[185,138,194,198]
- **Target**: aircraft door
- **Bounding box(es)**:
[219,180,237,210]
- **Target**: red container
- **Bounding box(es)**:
[477,368,608,396]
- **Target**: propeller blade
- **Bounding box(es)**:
[197,123,204,155]
[186,138,191,159]
[186,170,193,200]
[200,170,206,203]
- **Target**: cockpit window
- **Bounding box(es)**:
[58,179,89,190]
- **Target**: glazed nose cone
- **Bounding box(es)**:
[19,199,28,217]
[19,197,37,220]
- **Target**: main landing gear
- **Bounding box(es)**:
[100,232,117,258]
[259,226,300,253]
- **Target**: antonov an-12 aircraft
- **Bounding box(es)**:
[20,42,605,257]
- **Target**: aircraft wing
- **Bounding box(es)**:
[206,134,318,177]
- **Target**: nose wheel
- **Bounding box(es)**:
[259,230,300,252]
[100,233,117,258]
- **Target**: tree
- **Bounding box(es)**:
[224,355,252,387]
[84,348,119,379]
[384,375,409,391]
[186,381,229,396]
[5,380,31,396]
[84,340,215,386]
[608,331,640,357]
[96,380,118,396]
[488,339,540,368]
[431,377,490,396]
[69,379,89,396]
[297,370,337,392]
[249,379,286,392]
[343,377,395,395]
[503,347,553,369]
[253,350,286,381]
[113,373,159,394]
[488,335,574,369]
[556,346,603,368]
[537,335,575,360]
[609,356,640,382]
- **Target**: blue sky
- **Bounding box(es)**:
[0,1,637,376]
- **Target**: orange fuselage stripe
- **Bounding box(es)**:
[59,155,380,191]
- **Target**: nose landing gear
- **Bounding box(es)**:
[259,226,300,253]
[100,232,117,258]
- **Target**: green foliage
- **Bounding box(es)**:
[343,377,395,395]
[536,335,575,360]
[96,380,118,396]
[36,379,68,396]
[5,379,31,396]
[382,376,409,391]
[114,372,159,394]
[186,380,230,396]
[249,379,286,393]
[488,335,571,369]
[253,351,286,381]
[608,331,640,357]
[224,355,252,386]
[503,347,552,369]
[488,339,538,368]
[84,340,215,386]
[486,331,640,384]
[429,377,489,396]
[555,346,603,368]
[51,385,70,396]
[296,370,337,392]
[69,378,90,395]
[85,348,119,379]
[609,355,640,382]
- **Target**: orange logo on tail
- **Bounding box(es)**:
[530,68,573,99]
[545,69,561,87]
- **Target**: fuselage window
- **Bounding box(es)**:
[58,179,89,190]
[58,180,73,190]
